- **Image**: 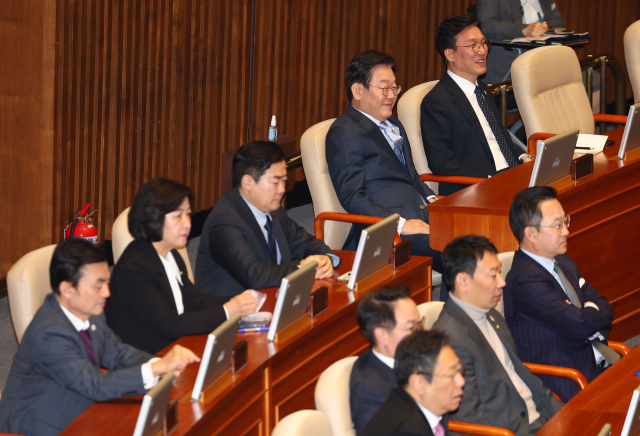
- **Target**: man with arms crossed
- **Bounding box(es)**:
[0,238,199,436]
[433,235,562,436]
[504,186,617,402]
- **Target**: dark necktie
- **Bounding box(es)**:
[79,329,97,366]
[264,215,278,265]
[379,122,408,173]
[553,262,619,364]
[474,86,519,168]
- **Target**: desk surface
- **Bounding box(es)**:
[60,251,432,436]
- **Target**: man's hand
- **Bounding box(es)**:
[523,21,548,37]
[151,345,200,377]
[523,157,534,163]
[224,290,260,317]
[401,219,430,235]
[300,255,334,279]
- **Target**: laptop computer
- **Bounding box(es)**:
[133,372,175,436]
[337,214,399,290]
[191,314,242,401]
[266,260,317,342]
[621,384,640,436]
[618,103,640,159]
[529,128,579,187]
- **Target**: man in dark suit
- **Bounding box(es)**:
[361,330,464,436]
[421,15,528,196]
[196,141,339,296]
[0,239,199,436]
[350,287,423,434]
[326,50,442,272]
[433,235,563,436]
[504,187,617,402]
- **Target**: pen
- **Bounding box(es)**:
[537,12,544,23]
[575,147,593,150]
[238,327,270,333]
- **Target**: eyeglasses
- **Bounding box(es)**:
[420,364,467,380]
[368,85,402,96]
[457,40,491,53]
[535,215,571,231]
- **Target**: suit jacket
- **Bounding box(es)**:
[106,239,230,354]
[195,188,337,296]
[350,350,398,434]
[477,0,565,83]
[420,74,522,196]
[0,293,152,436]
[432,298,562,436]
[326,105,436,250]
[360,387,448,436]
[504,250,614,401]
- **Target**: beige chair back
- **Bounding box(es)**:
[625,20,640,103]
[397,80,440,194]
[272,410,333,436]
[112,207,194,281]
[314,356,358,436]
[300,119,351,250]
[417,301,445,330]
[512,46,594,139]
[7,244,57,342]
[496,251,515,316]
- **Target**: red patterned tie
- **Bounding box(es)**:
[79,329,97,366]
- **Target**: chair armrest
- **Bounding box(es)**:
[314,212,402,246]
[523,362,588,390]
[420,174,485,185]
[593,114,628,125]
[527,132,556,156]
[448,421,516,436]
[609,341,631,356]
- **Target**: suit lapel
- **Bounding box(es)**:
[509,0,524,21]
[141,241,181,314]
[516,249,577,304]
[271,213,290,264]
[229,189,273,263]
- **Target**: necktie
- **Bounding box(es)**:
[553,263,620,364]
[474,86,519,168]
[434,422,446,436]
[379,122,408,173]
[264,215,278,265]
[79,329,97,366]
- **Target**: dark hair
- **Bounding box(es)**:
[128,177,193,242]
[435,14,480,62]
[345,50,396,103]
[394,330,451,386]
[442,235,498,292]
[356,286,411,346]
[232,141,286,188]
[50,238,108,295]
[509,186,558,243]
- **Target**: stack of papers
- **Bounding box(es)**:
[575,134,607,154]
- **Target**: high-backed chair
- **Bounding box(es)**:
[314,356,357,436]
[496,251,515,316]
[7,244,57,342]
[417,301,445,330]
[511,46,627,154]
[111,207,194,282]
[271,410,333,436]
[625,20,640,103]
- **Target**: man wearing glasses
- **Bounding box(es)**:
[433,235,562,436]
[504,187,617,402]
[420,15,528,196]
[326,50,442,272]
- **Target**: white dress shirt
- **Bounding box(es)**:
[521,0,544,24]
[417,401,443,435]
[59,302,159,389]
[240,193,282,264]
[158,251,185,315]
[372,348,395,369]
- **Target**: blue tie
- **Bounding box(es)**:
[264,215,278,265]
[474,86,519,168]
[379,122,408,173]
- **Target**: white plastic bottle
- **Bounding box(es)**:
[268,115,278,141]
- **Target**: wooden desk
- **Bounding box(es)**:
[538,345,640,435]
[60,251,432,436]
[427,127,640,341]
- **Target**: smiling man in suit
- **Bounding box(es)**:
[0,239,199,436]
[326,49,442,272]
[421,15,529,196]
[196,141,339,296]
[504,187,617,402]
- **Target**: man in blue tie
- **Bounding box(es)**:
[326,50,442,272]
[421,15,530,196]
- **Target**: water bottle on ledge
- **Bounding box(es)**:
[268,115,278,141]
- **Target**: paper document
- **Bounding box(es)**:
[575,134,607,154]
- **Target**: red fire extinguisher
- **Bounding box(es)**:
[64,203,98,244]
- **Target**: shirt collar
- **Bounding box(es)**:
[416,400,443,434]
[447,69,478,97]
[520,247,556,275]
[353,107,391,127]
[371,348,395,369]
[158,251,183,286]
[239,190,270,229]
[58,301,91,332]
[449,292,490,322]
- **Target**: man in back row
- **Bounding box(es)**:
[0,239,199,436]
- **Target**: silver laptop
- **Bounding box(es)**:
[529,129,579,187]
[341,214,400,290]
[191,314,242,401]
[619,103,640,159]
[622,384,640,436]
[133,372,175,436]
[267,261,317,342]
